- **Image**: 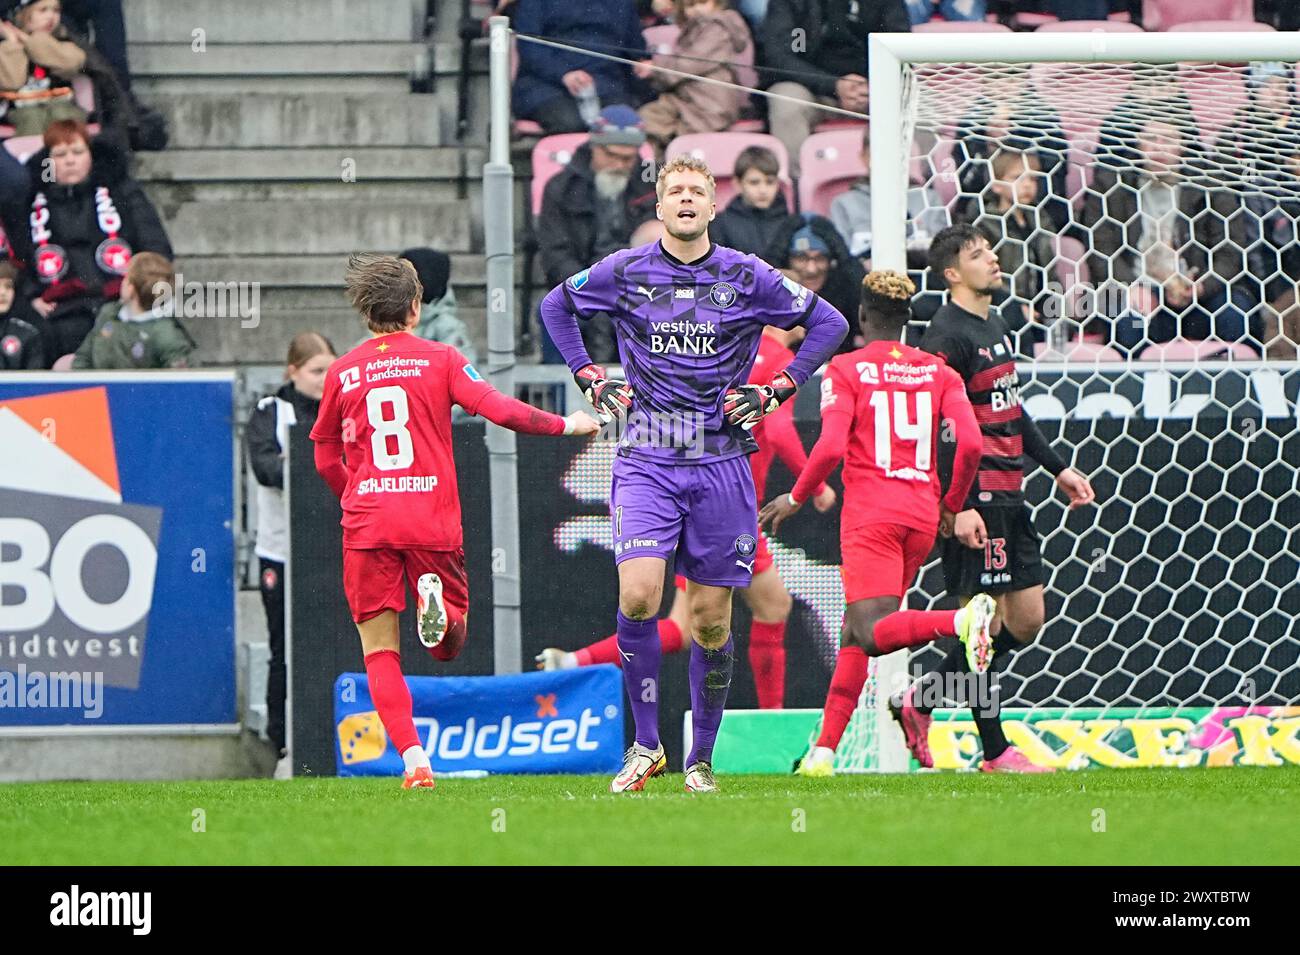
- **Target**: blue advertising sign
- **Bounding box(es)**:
[0,374,236,727]
[335,666,624,775]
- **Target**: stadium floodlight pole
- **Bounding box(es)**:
[484,15,523,674]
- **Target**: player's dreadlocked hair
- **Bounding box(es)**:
[345,253,423,334]
[860,269,915,331]
[655,155,716,200]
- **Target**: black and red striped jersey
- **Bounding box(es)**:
[919,302,1025,508]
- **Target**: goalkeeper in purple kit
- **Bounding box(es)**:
[540,155,848,793]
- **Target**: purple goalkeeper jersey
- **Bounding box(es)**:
[541,240,848,463]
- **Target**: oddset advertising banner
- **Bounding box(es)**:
[0,374,236,728]
[334,666,625,776]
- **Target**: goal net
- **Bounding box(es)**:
[829,32,1300,772]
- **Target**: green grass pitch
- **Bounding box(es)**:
[2,768,1296,865]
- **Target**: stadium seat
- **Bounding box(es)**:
[665,131,793,210]
[1179,65,1248,146]
[642,24,680,56]
[1033,341,1125,362]
[728,118,766,132]
[1137,339,1260,360]
[72,74,95,113]
[799,129,867,217]
[912,21,1012,33]
[1143,0,1254,31]
[1036,20,1143,33]
[3,134,42,163]
[530,133,654,215]
[1010,12,1057,29]
[1168,20,1275,32]
[813,118,868,133]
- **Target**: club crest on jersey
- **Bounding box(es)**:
[569,268,590,291]
[1,334,20,357]
[709,282,736,308]
[462,362,483,382]
[734,534,757,558]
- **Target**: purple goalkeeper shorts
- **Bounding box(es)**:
[610,454,758,588]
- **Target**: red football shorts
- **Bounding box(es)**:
[673,532,773,592]
[342,547,469,624]
[840,523,936,603]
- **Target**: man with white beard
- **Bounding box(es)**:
[539,106,657,364]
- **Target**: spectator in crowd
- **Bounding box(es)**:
[761,0,909,176]
[539,106,655,362]
[70,251,192,368]
[710,144,790,255]
[245,331,336,779]
[1080,113,1259,355]
[400,247,478,366]
[953,64,1070,236]
[829,123,948,265]
[635,0,753,154]
[0,258,42,367]
[512,0,649,134]
[905,0,985,25]
[974,149,1055,333]
[0,0,88,136]
[9,119,172,361]
[60,0,127,89]
[764,211,864,350]
[1244,135,1300,359]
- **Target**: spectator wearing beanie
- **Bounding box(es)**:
[399,246,478,367]
[11,119,172,361]
[764,212,864,351]
[70,250,193,368]
[0,258,42,368]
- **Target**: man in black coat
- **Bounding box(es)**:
[762,0,909,176]
[538,106,656,363]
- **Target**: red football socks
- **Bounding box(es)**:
[816,645,868,750]
[748,620,786,709]
[575,618,684,667]
[363,649,420,755]
[871,610,959,654]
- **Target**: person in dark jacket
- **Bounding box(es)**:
[710,144,791,256]
[512,0,649,134]
[0,258,42,367]
[764,211,864,352]
[245,330,336,779]
[6,118,172,362]
[761,0,909,176]
[538,106,656,363]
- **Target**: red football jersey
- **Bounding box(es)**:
[819,340,971,534]
[310,332,493,550]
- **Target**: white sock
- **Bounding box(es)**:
[953,607,968,634]
[813,745,835,762]
[401,745,430,774]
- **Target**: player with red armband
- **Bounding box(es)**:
[311,254,599,790]
[759,270,991,777]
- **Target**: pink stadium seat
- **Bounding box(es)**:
[665,132,794,210]
[52,353,76,371]
[728,118,765,132]
[642,24,680,56]
[3,135,43,163]
[1179,65,1248,146]
[1033,341,1125,362]
[913,21,1012,33]
[1168,20,1275,32]
[1010,12,1057,29]
[1037,20,1143,33]
[1143,0,1253,32]
[1054,235,1089,289]
[1034,62,1133,150]
[813,118,868,133]
[929,138,958,206]
[799,129,867,217]
[530,134,654,216]
[1138,340,1260,360]
[72,74,95,113]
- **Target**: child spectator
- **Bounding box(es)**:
[0,259,42,367]
[70,251,193,368]
[0,0,87,136]
[830,125,948,266]
[246,330,336,779]
[400,247,478,366]
[710,145,790,255]
[635,0,753,153]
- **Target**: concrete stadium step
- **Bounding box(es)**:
[173,255,507,289]
[141,93,441,148]
[145,179,484,206]
[128,43,426,80]
[136,147,483,183]
[163,200,473,256]
[188,307,488,366]
[124,0,425,44]
[134,75,413,96]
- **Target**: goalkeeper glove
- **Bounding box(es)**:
[574,363,633,420]
[723,370,797,430]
